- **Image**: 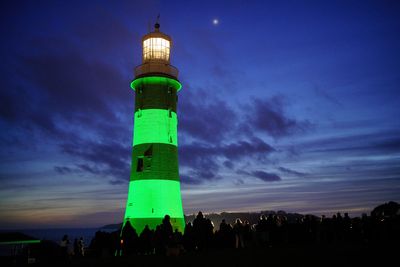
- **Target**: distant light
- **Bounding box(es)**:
[213,19,219,25]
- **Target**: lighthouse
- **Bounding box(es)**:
[123,22,185,233]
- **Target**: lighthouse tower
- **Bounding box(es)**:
[123,22,185,233]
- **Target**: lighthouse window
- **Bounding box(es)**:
[144,156,152,171]
[136,157,144,172]
[140,145,152,171]
[137,156,152,172]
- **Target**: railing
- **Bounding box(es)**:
[135,63,179,78]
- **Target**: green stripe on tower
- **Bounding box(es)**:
[131,76,182,91]
[124,179,185,233]
[133,109,178,147]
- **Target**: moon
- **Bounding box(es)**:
[213,19,219,25]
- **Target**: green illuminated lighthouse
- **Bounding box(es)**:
[123,22,185,233]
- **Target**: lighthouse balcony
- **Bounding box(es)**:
[135,62,179,79]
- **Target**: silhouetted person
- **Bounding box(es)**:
[157,215,173,255]
[205,218,215,248]
[320,215,329,243]
[121,221,138,256]
[193,211,207,250]
[278,215,289,245]
[139,225,153,255]
[242,220,252,247]
[153,225,163,255]
[79,237,85,256]
[343,213,351,242]
[161,215,173,243]
[60,234,71,260]
[266,214,276,246]
[233,218,244,249]
[73,238,79,256]
[256,214,268,246]
[218,219,233,248]
[168,229,184,256]
[336,212,344,242]
[90,231,115,258]
[183,222,195,251]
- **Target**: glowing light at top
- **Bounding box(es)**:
[143,37,171,62]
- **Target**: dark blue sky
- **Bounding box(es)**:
[1,0,399,228]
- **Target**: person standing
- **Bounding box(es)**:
[233,219,244,249]
[60,234,70,260]
[79,237,85,256]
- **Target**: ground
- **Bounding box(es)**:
[12,243,394,267]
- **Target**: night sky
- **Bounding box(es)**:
[1,0,399,229]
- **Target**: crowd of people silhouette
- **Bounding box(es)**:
[3,203,396,265]
[85,208,399,257]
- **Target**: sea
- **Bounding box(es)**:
[1,227,118,246]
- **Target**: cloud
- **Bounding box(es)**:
[300,130,400,156]
[76,164,102,176]
[251,171,281,182]
[179,88,237,143]
[175,90,309,185]
[0,36,133,152]
[246,96,311,138]
[178,135,275,184]
[178,138,275,183]
[223,161,234,169]
[221,138,275,160]
[179,138,274,166]
[179,88,309,144]
[313,85,342,106]
[54,166,74,175]
[20,41,129,118]
[180,174,203,185]
[234,179,244,185]
[60,138,130,182]
[278,167,307,177]
[109,179,126,185]
[0,28,136,185]
[179,142,220,171]
[236,169,282,182]
[181,169,220,185]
